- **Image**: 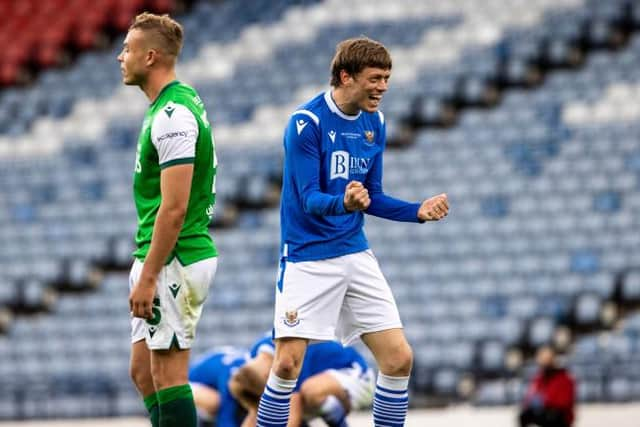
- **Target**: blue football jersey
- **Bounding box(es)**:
[188,347,248,427]
[280,91,421,262]
[249,332,275,358]
[297,341,368,391]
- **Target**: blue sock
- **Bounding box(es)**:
[256,372,297,427]
[319,395,348,426]
[373,373,409,427]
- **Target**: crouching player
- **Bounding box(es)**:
[189,347,249,426]
[230,334,374,427]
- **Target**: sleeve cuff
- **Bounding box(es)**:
[159,157,195,169]
[334,194,348,215]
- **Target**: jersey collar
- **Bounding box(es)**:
[324,90,361,121]
[151,80,180,106]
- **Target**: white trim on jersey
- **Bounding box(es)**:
[151,102,199,166]
[378,110,385,125]
[255,343,276,356]
[292,109,320,126]
[324,91,361,121]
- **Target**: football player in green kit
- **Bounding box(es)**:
[118,12,218,427]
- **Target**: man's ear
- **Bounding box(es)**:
[340,69,353,86]
[145,49,158,67]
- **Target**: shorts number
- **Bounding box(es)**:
[146,297,161,326]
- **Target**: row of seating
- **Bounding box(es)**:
[0,0,175,87]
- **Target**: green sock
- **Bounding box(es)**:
[143,393,160,427]
[157,384,197,427]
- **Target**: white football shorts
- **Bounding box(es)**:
[130,256,217,350]
[273,249,403,345]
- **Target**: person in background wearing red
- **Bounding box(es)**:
[519,346,575,427]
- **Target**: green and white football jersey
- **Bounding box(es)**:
[133,81,217,266]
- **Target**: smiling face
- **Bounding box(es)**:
[329,38,392,114]
[342,66,391,113]
[117,29,150,86]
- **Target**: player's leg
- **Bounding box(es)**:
[362,329,413,376]
[259,257,347,427]
[342,250,412,426]
[362,329,412,427]
[151,346,196,427]
[299,372,350,427]
[129,259,160,427]
[149,257,217,427]
[131,340,159,427]
[256,337,307,427]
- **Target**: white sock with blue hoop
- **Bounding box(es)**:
[256,372,297,427]
[373,372,410,427]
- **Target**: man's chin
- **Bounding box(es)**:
[122,76,137,86]
[361,104,379,113]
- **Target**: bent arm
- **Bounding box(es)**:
[140,164,193,278]
[364,151,421,222]
[228,353,274,410]
[140,104,198,278]
[286,116,348,216]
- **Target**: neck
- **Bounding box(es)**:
[331,87,360,116]
[141,69,177,103]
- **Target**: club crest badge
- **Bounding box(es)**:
[283,309,300,327]
[364,130,375,143]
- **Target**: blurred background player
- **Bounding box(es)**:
[189,347,249,427]
[118,12,219,427]
[519,346,576,427]
[255,37,449,427]
[230,334,374,427]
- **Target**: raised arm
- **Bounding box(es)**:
[228,353,274,411]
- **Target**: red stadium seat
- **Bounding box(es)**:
[0,0,176,87]
[0,63,20,86]
[74,25,102,50]
[35,44,64,68]
[148,0,175,14]
[112,10,138,32]
[5,40,31,68]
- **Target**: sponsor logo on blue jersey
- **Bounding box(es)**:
[330,151,371,180]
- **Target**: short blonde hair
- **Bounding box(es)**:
[330,37,392,87]
[129,12,183,58]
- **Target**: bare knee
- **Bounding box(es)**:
[151,348,190,390]
[272,352,304,379]
[378,344,413,377]
[130,361,154,395]
[151,360,185,390]
[130,341,154,395]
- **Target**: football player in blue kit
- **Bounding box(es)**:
[189,347,248,427]
[255,37,449,427]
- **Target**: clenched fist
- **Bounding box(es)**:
[418,193,449,221]
[343,181,371,212]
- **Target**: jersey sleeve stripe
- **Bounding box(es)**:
[292,109,320,126]
[159,157,196,169]
[378,110,385,125]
